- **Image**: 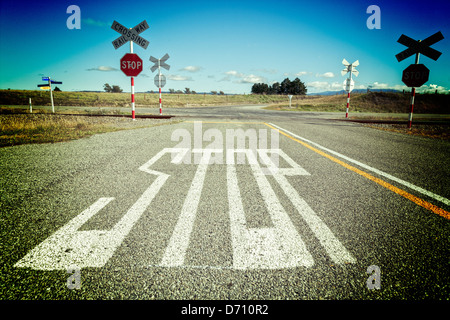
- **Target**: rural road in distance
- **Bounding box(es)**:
[1,105,449,304]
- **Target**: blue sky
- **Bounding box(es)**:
[0,0,449,94]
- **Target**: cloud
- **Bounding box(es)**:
[256,68,278,74]
[316,72,335,78]
[424,83,449,93]
[225,70,244,77]
[370,81,389,89]
[167,75,193,81]
[295,71,311,77]
[237,74,267,84]
[180,66,202,73]
[86,66,118,72]
[82,18,110,28]
[221,70,266,84]
[307,81,330,89]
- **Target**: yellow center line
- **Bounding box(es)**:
[185,121,264,124]
[264,122,450,220]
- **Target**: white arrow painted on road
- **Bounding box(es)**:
[14,148,188,270]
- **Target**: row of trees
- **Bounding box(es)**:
[104,83,123,93]
[251,78,307,95]
[104,84,226,95]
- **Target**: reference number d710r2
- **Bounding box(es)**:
[225,304,269,315]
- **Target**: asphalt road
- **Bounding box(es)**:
[1,105,449,306]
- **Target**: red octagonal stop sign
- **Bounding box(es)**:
[402,64,429,87]
[120,53,143,77]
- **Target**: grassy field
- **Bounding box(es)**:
[0,89,288,108]
[1,89,449,113]
[0,108,178,148]
[1,90,449,147]
[265,91,450,114]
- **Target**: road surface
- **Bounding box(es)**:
[1,105,449,309]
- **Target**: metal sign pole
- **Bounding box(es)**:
[346,66,353,118]
[408,49,420,129]
[158,61,162,115]
[48,77,55,113]
[130,36,136,120]
[396,31,444,129]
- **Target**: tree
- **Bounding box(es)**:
[251,83,269,94]
[112,85,123,93]
[211,91,217,95]
[104,83,122,93]
[184,88,191,94]
[54,86,61,92]
[270,82,281,95]
[104,83,112,92]
[280,78,291,95]
[290,78,307,95]
[252,78,307,95]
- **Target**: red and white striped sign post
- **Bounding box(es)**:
[131,77,136,119]
[346,92,350,118]
[159,86,162,115]
[120,52,143,120]
[150,54,170,116]
[112,20,149,120]
[341,59,359,119]
[396,31,444,129]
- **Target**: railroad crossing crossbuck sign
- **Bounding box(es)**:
[395,31,444,62]
[341,59,359,118]
[150,54,170,73]
[395,31,444,129]
[150,54,170,115]
[111,20,149,50]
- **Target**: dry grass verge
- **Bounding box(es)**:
[0,112,177,148]
[363,123,450,140]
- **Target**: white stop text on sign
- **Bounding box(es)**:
[122,61,142,70]
[403,71,427,80]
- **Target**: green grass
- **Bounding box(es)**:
[0,89,290,108]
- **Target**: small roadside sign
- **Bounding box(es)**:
[154,74,166,88]
[343,78,355,92]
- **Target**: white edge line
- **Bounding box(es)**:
[269,123,450,206]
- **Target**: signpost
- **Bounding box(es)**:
[150,54,170,115]
[112,20,149,120]
[37,77,63,113]
[341,59,359,118]
[396,31,444,128]
[288,95,293,108]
